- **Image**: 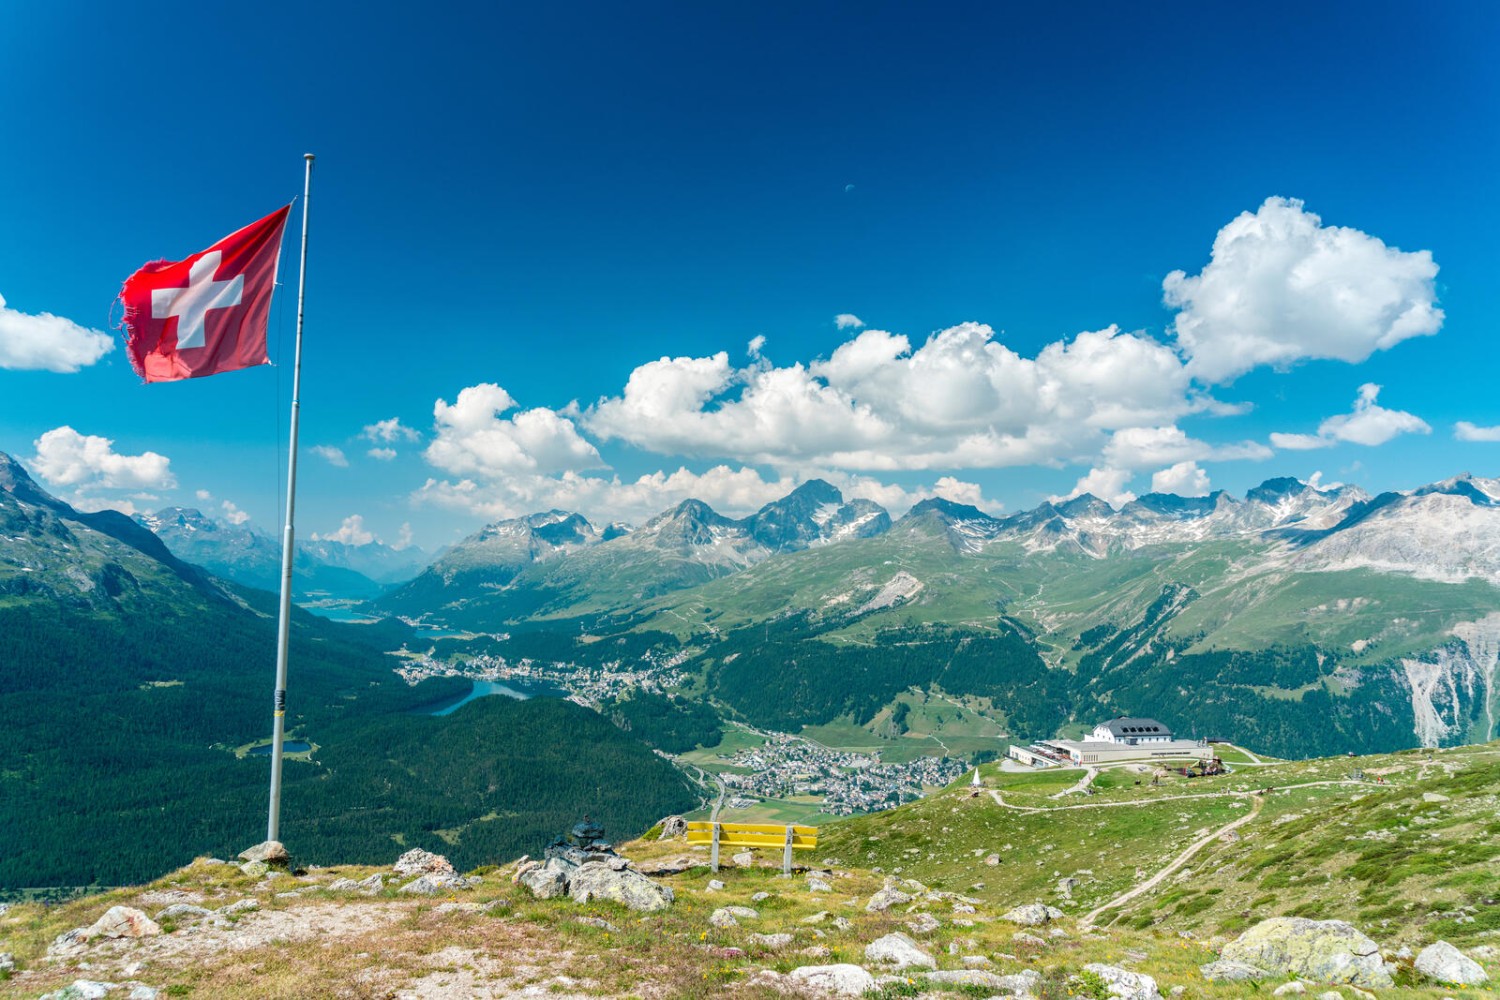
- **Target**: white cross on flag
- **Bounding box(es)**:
[120,206,290,382]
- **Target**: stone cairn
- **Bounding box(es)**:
[513,817,674,912]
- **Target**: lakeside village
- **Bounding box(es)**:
[395,651,968,817]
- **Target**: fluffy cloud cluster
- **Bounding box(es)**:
[362,417,422,443]
[407,197,1443,528]
[585,323,1220,471]
[31,426,175,490]
[1455,422,1500,443]
[1166,197,1442,383]
[220,500,251,525]
[314,514,375,546]
[414,464,996,526]
[0,293,114,372]
[425,383,603,478]
[312,445,349,467]
[1270,384,1430,450]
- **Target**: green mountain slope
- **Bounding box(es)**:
[0,454,694,889]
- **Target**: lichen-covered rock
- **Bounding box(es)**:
[155,903,214,923]
[324,878,361,892]
[1081,963,1163,1000]
[1201,959,1269,982]
[787,964,875,995]
[238,861,268,878]
[356,873,384,894]
[1002,902,1064,925]
[398,873,463,895]
[567,862,674,912]
[993,969,1043,995]
[87,906,161,939]
[749,932,793,950]
[218,899,258,915]
[863,932,936,970]
[520,860,569,900]
[236,840,290,866]
[392,848,455,877]
[657,815,687,839]
[723,905,758,919]
[807,876,833,892]
[905,912,940,934]
[710,908,739,928]
[1218,918,1392,988]
[864,887,912,912]
[1413,941,1487,985]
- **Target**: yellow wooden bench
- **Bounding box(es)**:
[685,821,818,874]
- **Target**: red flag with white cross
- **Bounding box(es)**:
[119,205,290,382]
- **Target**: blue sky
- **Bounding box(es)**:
[2,2,1498,551]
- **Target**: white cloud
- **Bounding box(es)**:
[1150,461,1211,497]
[413,466,996,527]
[367,447,397,461]
[1052,467,1136,507]
[586,323,1208,472]
[425,383,604,479]
[835,313,865,330]
[1271,383,1431,451]
[747,334,766,357]
[1455,421,1500,443]
[1165,197,1442,383]
[220,500,250,525]
[312,445,349,467]
[195,489,212,501]
[931,476,1004,514]
[70,495,141,516]
[313,514,375,547]
[393,522,414,550]
[361,417,421,443]
[0,292,114,372]
[31,427,175,490]
[1102,425,1270,470]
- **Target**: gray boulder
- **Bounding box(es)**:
[392,848,454,877]
[567,862,674,912]
[398,873,465,896]
[356,873,385,894]
[863,931,936,970]
[787,964,875,995]
[520,860,570,900]
[237,840,290,866]
[905,912,940,935]
[807,876,833,893]
[993,969,1043,995]
[238,861,269,878]
[865,887,912,912]
[1003,902,1064,925]
[1218,918,1392,988]
[658,815,687,839]
[325,878,361,892]
[710,908,739,928]
[749,932,794,950]
[1413,941,1487,985]
[155,903,214,923]
[1081,963,1163,1000]
[1201,959,1269,981]
[87,906,161,940]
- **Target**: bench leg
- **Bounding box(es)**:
[783,825,793,876]
[711,822,720,873]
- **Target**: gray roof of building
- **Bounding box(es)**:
[1100,717,1171,736]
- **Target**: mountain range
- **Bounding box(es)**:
[365,472,1500,759]
[134,506,428,599]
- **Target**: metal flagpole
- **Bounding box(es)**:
[267,153,315,843]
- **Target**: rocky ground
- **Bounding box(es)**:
[0,829,1494,1000]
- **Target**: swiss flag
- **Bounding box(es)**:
[119,206,290,382]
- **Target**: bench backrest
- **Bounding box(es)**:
[685,821,818,850]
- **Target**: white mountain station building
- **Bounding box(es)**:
[1008,716,1214,767]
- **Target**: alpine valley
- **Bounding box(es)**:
[7,443,1500,891]
[371,473,1500,762]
